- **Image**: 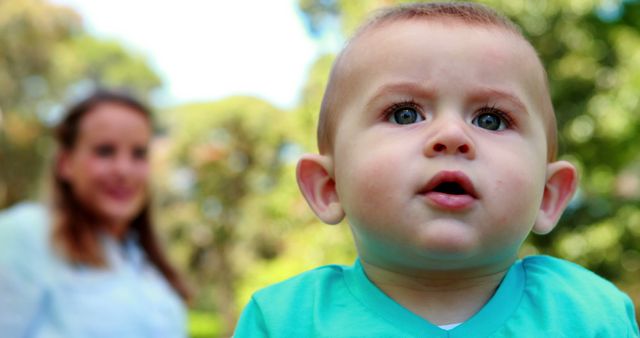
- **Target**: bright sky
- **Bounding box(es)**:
[50,0,323,109]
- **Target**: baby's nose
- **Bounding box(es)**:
[423,119,476,159]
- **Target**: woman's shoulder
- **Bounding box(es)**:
[0,202,52,262]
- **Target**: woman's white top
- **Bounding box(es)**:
[0,202,187,338]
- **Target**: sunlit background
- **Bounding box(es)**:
[1,0,639,337]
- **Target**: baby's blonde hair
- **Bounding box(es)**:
[317,2,558,161]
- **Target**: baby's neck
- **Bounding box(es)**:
[361,261,511,326]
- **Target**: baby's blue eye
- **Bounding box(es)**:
[472,110,508,131]
[389,107,424,125]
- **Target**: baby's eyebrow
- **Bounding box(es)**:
[365,81,436,109]
[365,82,529,115]
[468,88,528,114]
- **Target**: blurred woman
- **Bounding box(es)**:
[0,90,190,337]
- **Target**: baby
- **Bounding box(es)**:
[234,2,639,337]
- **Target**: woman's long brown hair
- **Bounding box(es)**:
[52,89,191,302]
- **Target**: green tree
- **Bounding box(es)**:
[0,0,78,207]
[158,96,303,336]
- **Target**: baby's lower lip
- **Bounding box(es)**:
[424,192,476,211]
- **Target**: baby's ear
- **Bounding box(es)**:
[533,160,578,234]
[296,154,345,225]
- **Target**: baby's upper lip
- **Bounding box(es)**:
[420,170,479,198]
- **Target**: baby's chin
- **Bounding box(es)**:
[359,227,482,269]
[408,226,516,270]
[413,218,483,252]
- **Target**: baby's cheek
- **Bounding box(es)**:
[492,167,545,228]
[338,153,402,219]
[352,161,394,202]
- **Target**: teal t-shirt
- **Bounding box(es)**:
[234,256,639,337]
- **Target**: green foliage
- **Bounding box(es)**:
[0,0,78,206]
[51,35,161,97]
[156,92,364,334]
[188,310,222,338]
[158,96,305,335]
[0,0,80,110]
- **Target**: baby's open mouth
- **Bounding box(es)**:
[432,181,468,195]
[421,171,478,198]
[421,171,478,210]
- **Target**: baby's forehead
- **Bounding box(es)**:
[346,18,533,62]
[339,19,547,98]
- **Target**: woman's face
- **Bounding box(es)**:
[59,102,152,235]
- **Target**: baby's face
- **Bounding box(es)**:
[331,20,552,271]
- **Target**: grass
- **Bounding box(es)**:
[188,310,222,338]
